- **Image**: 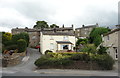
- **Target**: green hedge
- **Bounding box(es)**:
[35,52,115,70]
[34,55,73,67]
[6,45,18,50]
[91,54,115,70]
[17,39,27,53]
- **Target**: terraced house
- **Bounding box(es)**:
[75,23,98,38]
[11,25,75,52]
[102,26,120,60]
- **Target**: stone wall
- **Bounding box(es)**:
[2,52,26,67]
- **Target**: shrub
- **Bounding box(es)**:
[97,45,107,54]
[92,54,115,70]
[69,54,83,61]
[4,40,15,46]
[34,55,73,67]
[81,44,97,55]
[12,32,29,46]
[45,50,53,54]
[17,39,27,53]
[6,45,18,50]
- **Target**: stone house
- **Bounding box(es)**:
[75,23,98,38]
[102,28,120,60]
[40,30,76,54]
[12,27,40,47]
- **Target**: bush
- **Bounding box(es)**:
[91,54,115,70]
[12,32,29,46]
[34,55,73,67]
[45,50,53,54]
[4,40,15,46]
[6,45,18,50]
[97,45,107,54]
[81,44,97,55]
[69,54,83,61]
[17,39,27,53]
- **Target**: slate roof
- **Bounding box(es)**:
[103,28,120,36]
[42,31,75,36]
[56,41,72,44]
[75,25,97,30]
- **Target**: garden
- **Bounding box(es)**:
[34,52,115,70]
[2,32,29,55]
[1,32,29,67]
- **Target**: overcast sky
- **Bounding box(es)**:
[0,0,119,32]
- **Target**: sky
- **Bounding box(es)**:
[0,0,119,32]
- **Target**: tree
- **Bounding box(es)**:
[97,45,108,54]
[81,44,97,55]
[17,39,27,53]
[76,38,88,46]
[50,24,59,28]
[89,27,110,46]
[33,21,49,29]
[12,32,29,46]
[2,32,12,45]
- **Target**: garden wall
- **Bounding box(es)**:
[2,51,26,67]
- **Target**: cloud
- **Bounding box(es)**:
[0,0,119,32]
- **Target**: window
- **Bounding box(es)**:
[116,49,118,53]
[62,45,69,50]
[85,32,87,35]
[50,43,54,50]
[116,55,118,58]
[63,36,68,41]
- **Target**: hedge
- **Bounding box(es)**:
[35,52,115,70]
[34,55,73,67]
[17,39,27,53]
[91,54,115,70]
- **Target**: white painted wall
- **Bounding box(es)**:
[40,32,76,54]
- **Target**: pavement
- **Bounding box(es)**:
[0,48,119,77]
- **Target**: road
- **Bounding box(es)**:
[1,48,119,77]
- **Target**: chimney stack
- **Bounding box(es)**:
[82,25,85,27]
[62,24,64,28]
[72,24,74,28]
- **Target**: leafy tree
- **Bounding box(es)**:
[12,32,29,46]
[76,38,88,46]
[81,44,97,55]
[33,21,49,29]
[97,45,108,54]
[89,27,110,46]
[2,32,12,45]
[50,24,59,28]
[17,39,27,53]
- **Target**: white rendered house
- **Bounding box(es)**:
[40,31,76,54]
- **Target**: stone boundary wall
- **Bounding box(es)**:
[2,51,26,67]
